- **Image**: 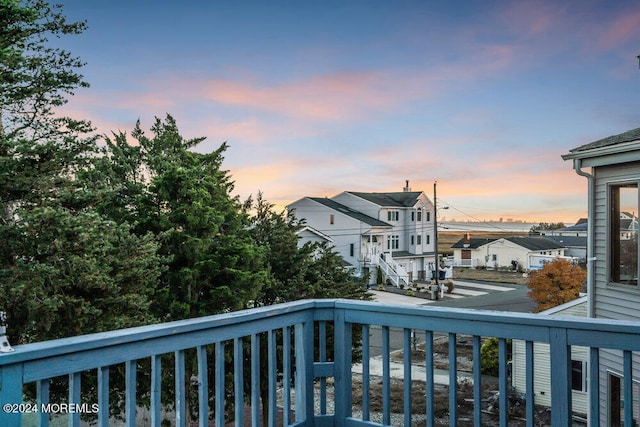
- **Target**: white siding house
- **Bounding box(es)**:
[451,235,567,271]
[563,126,640,426]
[287,183,436,285]
[512,297,589,419]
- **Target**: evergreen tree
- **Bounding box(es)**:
[97,116,269,320]
[0,0,162,343]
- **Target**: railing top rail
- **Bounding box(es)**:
[0,299,329,366]
[4,298,640,367]
[333,299,640,336]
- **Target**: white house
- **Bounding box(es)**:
[294,225,333,247]
[287,182,436,285]
[563,126,640,426]
[451,234,567,271]
[511,296,589,420]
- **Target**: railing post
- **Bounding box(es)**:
[549,327,571,427]
[295,319,315,426]
[0,363,23,427]
[334,308,353,426]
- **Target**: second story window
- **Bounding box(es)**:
[610,183,638,285]
[426,211,431,222]
[417,209,422,221]
[330,214,334,225]
[387,211,399,221]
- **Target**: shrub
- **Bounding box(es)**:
[480,337,511,376]
[377,284,385,291]
[406,289,415,297]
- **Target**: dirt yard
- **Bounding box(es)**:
[352,334,555,426]
[452,267,530,285]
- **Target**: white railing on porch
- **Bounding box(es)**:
[378,253,409,287]
[2,299,640,426]
[451,258,478,268]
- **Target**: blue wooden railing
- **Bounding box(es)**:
[1,299,640,426]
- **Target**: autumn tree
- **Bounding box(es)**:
[527,258,586,312]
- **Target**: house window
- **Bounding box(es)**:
[571,360,586,392]
[411,235,415,245]
[417,235,422,245]
[417,210,422,221]
[387,211,399,221]
[426,211,431,221]
[330,214,335,225]
[387,235,399,250]
[610,183,638,285]
[411,211,415,221]
[426,235,430,245]
[350,243,354,257]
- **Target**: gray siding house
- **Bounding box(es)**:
[563,126,640,426]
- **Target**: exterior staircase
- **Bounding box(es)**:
[378,252,409,287]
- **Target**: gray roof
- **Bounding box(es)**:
[346,191,423,207]
[555,222,587,233]
[506,236,565,251]
[451,238,497,249]
[544,236,587,248]
[308,198,391,227]
[569,127,640,153]
[453,236,565,251]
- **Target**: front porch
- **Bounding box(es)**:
[1,299,640,426]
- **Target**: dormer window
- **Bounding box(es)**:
[610,183,638,285]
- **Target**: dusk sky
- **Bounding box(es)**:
[55,0,640,223]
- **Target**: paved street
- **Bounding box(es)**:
[365,279,535,357]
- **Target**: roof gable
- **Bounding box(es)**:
[451,237,497,249]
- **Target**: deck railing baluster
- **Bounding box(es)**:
[250,334,260,427]
[36,378,49,427]
[525,340,534,427]
[197,345,209,427]
[361,324,370,422]
[425,329,434,427]
[175,350,185,427]
[150,356,161,427]
[448,333,457,427]
[125,360,136,427]
[624,350,633,427]
[233,337,244,426]
[282,326,292,426]
[589,347,600,425]
[268,329,277,427]
[473,335,482,427]
[403,328,412,427]
[215,341,225,427]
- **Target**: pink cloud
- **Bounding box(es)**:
[596,9,640,50]
[201,71,420,121]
